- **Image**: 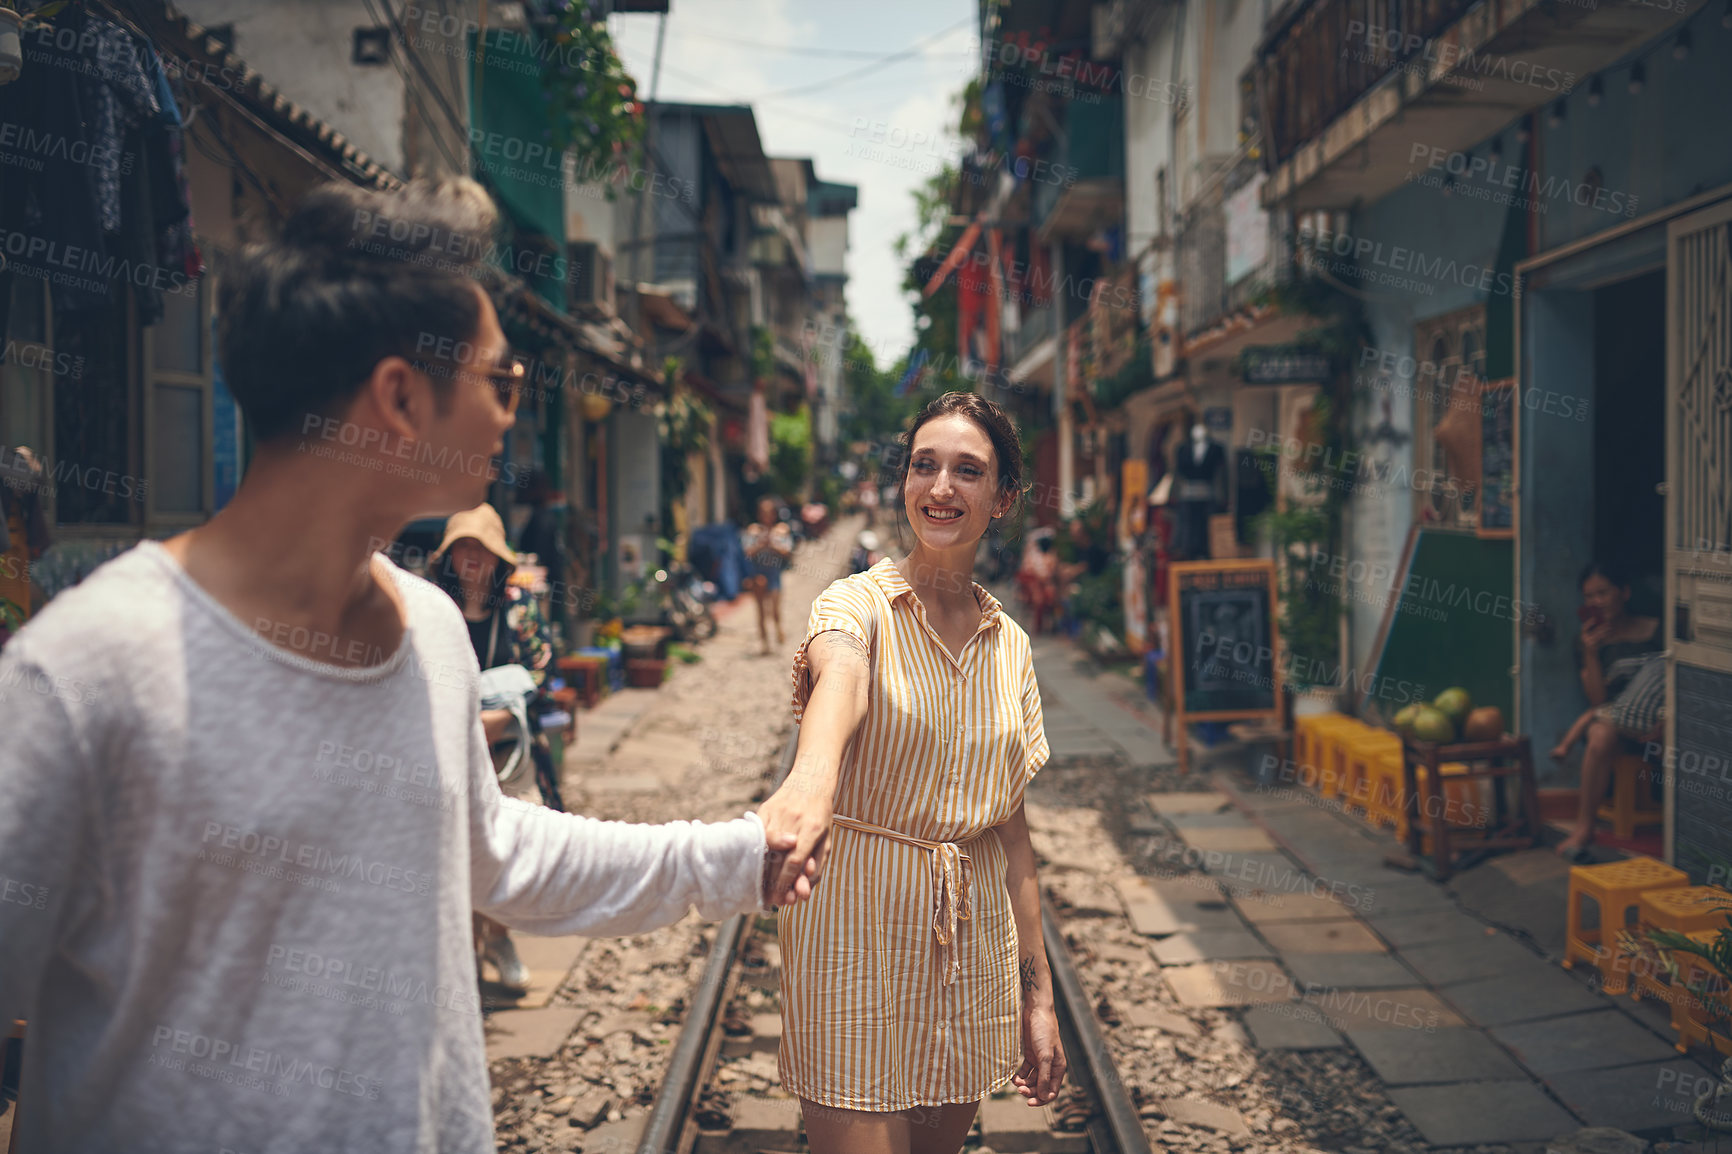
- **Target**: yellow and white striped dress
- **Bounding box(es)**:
[779,558,1050,1111]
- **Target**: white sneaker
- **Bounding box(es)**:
[484,935,530,994]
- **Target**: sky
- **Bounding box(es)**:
[609,0,979,370]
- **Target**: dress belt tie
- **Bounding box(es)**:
[832,814,978,986]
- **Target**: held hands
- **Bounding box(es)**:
[756,771,834,905]
[1012,999,1067,1106]
[760,828,820,909]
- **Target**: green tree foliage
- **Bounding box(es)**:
[769,408,813,500]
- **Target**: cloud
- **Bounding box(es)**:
[611,2,977,367]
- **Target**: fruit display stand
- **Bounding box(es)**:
[1400,733,1540,880]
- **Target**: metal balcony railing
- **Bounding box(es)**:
[1253,0,1478,166]
[1005,301,1055,371]
[1176,156,1292,339]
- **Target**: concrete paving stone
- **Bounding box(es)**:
[1118,1002,1202,1037]
[977,1095,1087,1154]
[508,934,587,1008]
[1117,876,1246,937]
[1346,1025,1527,1085]
[1357,879,1456,917]
[1146,1097,1252,1138]
[1545,1058,1726,1134]
[1491,1009,1682,1075]
[1210,852,1306,884]
[1232,887,1355,924]
[1125,808,1163,834]
[1151,929,1277,965]
[1304,987,1465,1032]
[1177,826,1279,853]
[1365,907,1495,945]
[1399,933,1553,987]
[1148,792,1233,816]
[581,1116,647,1154]
[1163,961,1297,1008]
[1241,1003,1346,1050]
[1283,952,1421,990]
[1122,896,1245,937]
[1260,918,1389,955]
[1166,810,1258,830]
[1385,1081,1579,1146]
[1489,848,1576,887]
[484,1005,585,1062]
[1443,966,1610,1027]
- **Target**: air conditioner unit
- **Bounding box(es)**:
[566,241,613,311]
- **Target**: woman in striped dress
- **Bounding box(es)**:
[756,392,1066,1154]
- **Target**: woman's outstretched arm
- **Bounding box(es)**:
[757,630,870,899]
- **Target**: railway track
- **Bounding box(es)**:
[635,733,1152,1154]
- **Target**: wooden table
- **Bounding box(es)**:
[1401,734,1540,881]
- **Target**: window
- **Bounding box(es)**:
[144,279,213,520]
[0,278,52,455]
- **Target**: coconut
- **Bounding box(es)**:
[1432,687,1473,724]
[1409,705,1458,745]
[1463,706,1505,743]
[1391,703,1422,737]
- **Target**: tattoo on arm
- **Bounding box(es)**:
[810,631,870,699]
[1019,956,1038,995]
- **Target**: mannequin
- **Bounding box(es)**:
[1172,423,1225,559]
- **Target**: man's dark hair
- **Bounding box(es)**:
[217,179,500,442]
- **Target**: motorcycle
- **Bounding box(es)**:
[653,562,718,642]
[849,530,885,574]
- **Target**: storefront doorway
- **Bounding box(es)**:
[1591,269,1666,618]
[1519,244,1667,784]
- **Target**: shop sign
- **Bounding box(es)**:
[1240,343,1333,385]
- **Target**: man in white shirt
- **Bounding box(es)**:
[0,178,815,1152]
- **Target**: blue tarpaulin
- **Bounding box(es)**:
[688,522,746,602]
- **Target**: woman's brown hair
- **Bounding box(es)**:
[895,391,1027,521]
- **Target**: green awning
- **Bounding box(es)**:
[470,28,566,312]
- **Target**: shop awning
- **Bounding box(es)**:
[470,28,568,311]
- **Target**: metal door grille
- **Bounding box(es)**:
[1674,220,1732,554]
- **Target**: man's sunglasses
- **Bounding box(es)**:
[413,353,530,412]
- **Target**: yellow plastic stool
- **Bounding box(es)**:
[1295,714,1360,795]
[1669,930,1730,1052]
[1563,857,1690,995]
[1632,887,1732,1004]
[1342,730,1402,819]
[1318,717,1375,799]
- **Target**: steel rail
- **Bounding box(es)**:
[1043,900,1152,1154]
[635,727,800,1154]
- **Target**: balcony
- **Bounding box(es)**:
[1005,300,1057,386]
[1178,159,1290,341]
[1252,0,1706,210]
[1033,97,1126,241]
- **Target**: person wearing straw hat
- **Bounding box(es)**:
[429,503,555,994]
[0,177,820,1154]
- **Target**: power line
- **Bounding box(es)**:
[717,17,974,103]
[671,27,975,59]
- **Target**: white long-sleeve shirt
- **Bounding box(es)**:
[0,543,767,1152]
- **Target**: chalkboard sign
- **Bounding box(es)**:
[1169,560,1280,718]
[1478,379,1515,537]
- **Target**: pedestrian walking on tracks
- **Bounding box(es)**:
[0,178,815,1154]
[757,391,1068,1154]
